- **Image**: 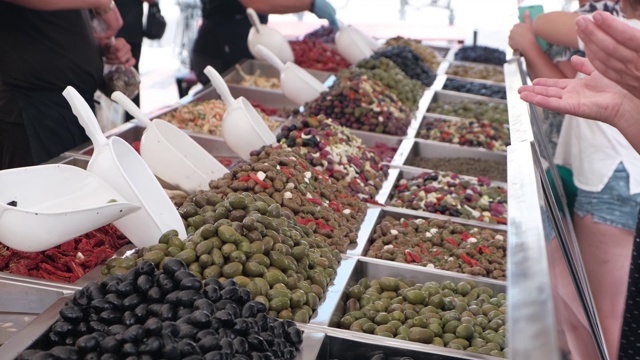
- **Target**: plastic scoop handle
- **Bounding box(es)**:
[246,8,261,34]
[111,91,152,126]
[204,66,236,106]
[254,44,285,72]
[63,86,108,148]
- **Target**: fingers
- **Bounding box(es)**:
[518,83,566,99]
[103,38,136,67]
[591,11,640,52]
[523,10,531,24]
[519,91,569,113]
[570,55,594,75]
[531,77,571,90]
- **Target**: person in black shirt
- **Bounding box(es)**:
[190,0,339,84]
[0,0,135,169]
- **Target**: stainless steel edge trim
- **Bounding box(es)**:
[389,138,416,168]
[310,256,359,327]
[375,168,400,205]
[346,208,383,257]
[504,58,533,144]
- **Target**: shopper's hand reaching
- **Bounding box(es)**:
[101,37,136,68]
[509,11,538,55]
[311,0,339,29]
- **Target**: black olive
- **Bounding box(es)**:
[250,352,262,360]
[139,354,154,360]
[100,353,119,360]
[121,342,138,356]
[188,310,211,328]
[273,339,288,352]
[105,281,121,295]
[203,278,223,289]
[108,324,128,336]
[252,301,267,315]
[64,335,77,346]
[241,303,257,319]
[133,304,148,321]
[84,352,101,360]
[76,322,89,334]
[370,355,385,360]
[256,315,269,332]
[237,288,252,305]
[179,289,205,307]
[176,339,201,357]
[46,331,62,345]
[222,279,237,289]
[163,342,181,360]
[184,356,204,360]
[93,331,108,342]
[16,349,42,360]
[100,310,122,325]
[122,266,139,282]
[124,310,139,326]
[220,287,240,302]
[204,351,229,360]
[246,335,269,352]
[100,335,122,353]
[90,299,114,313]
[210,318,222,332]
[176,316,190,325]
[51,320,74,335]
[283,347,296,359]
[233,337,249,354]
[136,274,154,293]
[162,321,181,338]
[103,293,122,308]
[180,277,203,291]
[75,334,100,353]
[203,285,221,303]
[225,304,240,320]
[244,318,259,332]
[122,324,146,343]
[219,338,234,353]
[160,303,176,321]
[158,276,177,294]
[73,288,89,307]
[100,275,121,288]
[123,293,145,310]
[177,306,193,320]
[137,260,156,276]
[197,335,221,353]
[233,319,250,336]
[165,290,181,305]
[218,328,236,340]
[194,329,216,342]
[193,298,215,315]
[139,336,163,354]
[147,287,163,302]
[178,323,200,339]
[140,317,162,336]
[117,279,136,297]
[50,345,79,360]
[214,310,235,328]
[88,320,109,333]
[174,270,197,283]
[263,351,276,360]
[147,303,164,317]
[162,258,187,277]
[60,305,84,323]
[234,355,251,360]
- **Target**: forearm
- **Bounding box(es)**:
[533,12,581,49]
[4,0,110,10]
[609,100,640,154]
[521,45,566,80]
[239,0,313,14]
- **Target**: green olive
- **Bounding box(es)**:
[408,327,434,344]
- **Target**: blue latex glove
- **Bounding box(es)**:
[312,0,339,29]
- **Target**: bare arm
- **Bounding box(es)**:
[238,0,313,14]
[520,44,567,80]
[3,0,111,11]
[533,12,581,49]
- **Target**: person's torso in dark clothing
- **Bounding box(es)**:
[115,0,144,45]
[0,3,103,94]
[201,0,247,23]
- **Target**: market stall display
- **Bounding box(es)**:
[371,46,437,87]
[407,157,508,183]
[442,79,506,100]
[382,36,443,75]
[303,25,338,44]
[445,62,505,83]
[453,46,506,66]
[289,39,350,73]
[417,117,510,152]
[427,99,508,125]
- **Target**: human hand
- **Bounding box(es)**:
[311,0,339,29]
[92,1,123,41]
[101,37,136,67]
[509,11,538,54]
[518,56,638,128]
[576,11,640,99]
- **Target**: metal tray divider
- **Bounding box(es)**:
[430,74,447,91]
[435,88,508,105]
[446,74,506,87]
[375,168,400,205]
[388,138,415,167]
[309,256,358,327]
[345,208,383,257]
[400,138,508,166]
[436,59,450,75]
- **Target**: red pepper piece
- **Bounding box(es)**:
[238,176,251,182]
[364,199,385,206]
[476,245,491,255]
[405,250,420,263]
[493,216,507,224]
[328,201,342,213]
[396,183,408,191]
[444,237,459,247]
[281,166,292,179]
[430,249,443,257]
[297,218,315,226]
[418,243,427,254]
[461,254,480,267]
[296,159,308,170]
[249,172,271,189]
[307,197,323,206]
[460,232,471,241]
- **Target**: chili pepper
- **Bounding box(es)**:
[476,245,491,255]
[40,262,73,279]
[249,172,271,189]
[307,197,323,206]
[461,254,480,267]
[365,199,385,206]
[396,183,408,191]
[493,216,507,224]
[405,250,420,263]
[460,232,471,241]
[430,249,443,257]
[67,258,85,281]
[296,159,308,170]
[281,166,292,179]
[238,176,251,182]
[444,237,459,247]
[328,201,342,212]
[418,243,427,254]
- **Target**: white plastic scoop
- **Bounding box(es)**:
[335,22,375,64]
[253,44,328,106]
[246,7,294,63]
[0,164,140,252]
[63,86,187,248]
[204,66,276,160]
[111,92,229,194]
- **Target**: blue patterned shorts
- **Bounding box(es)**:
[574,163,640,231]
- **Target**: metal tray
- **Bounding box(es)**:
[445,75,506,88]
[391,139,507,170]
[349,207,507,259]
[376,168,507,230]
[440,77,507,101]
[427,90,508,109]
[313,257,506,360]
[415,114,509,154]
[0,295,327,360]
[0,278,75,346]
[444,61,505,84]
[187,82,304,112]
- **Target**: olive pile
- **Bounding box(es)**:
[103,192,341,323]
[418,118,510,152]
[407,157,507,183]
[302,25,337,44]
[19,259,304,360]
[453,46,506,66]
[371,46,437,87]
[366,216,507,280]
[276,116,388,200]
[443,79,506,100]
[353,57,426,110]
[427,100,508,125]
[334,277,507,357]
[205,147,368,252]
[304,77,412,136]
[383,36,443,76]
[446,63,505,83]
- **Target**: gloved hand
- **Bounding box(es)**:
[311,0,339,29]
